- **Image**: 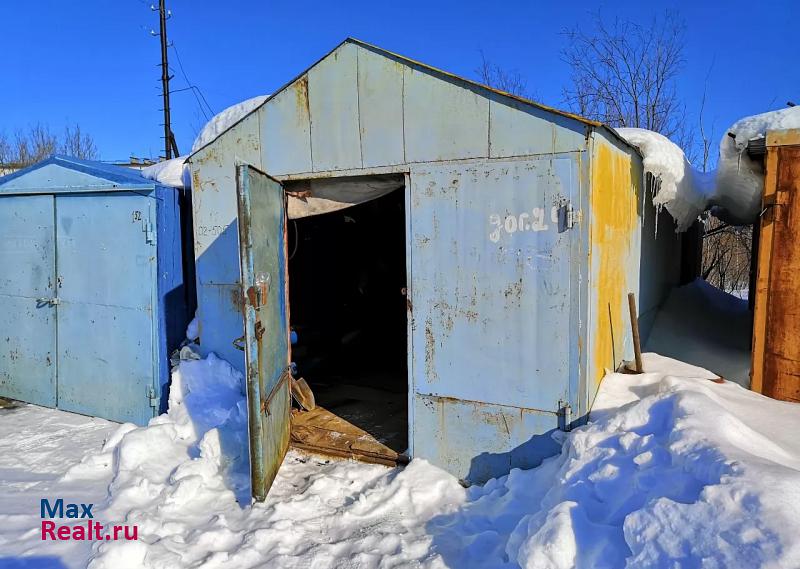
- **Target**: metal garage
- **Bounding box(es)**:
[187,39,681,498]
[0,155,192,425]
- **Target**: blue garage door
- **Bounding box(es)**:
[0,195,57,407]
[55,193,157,424]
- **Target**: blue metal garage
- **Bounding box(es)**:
[0,155,193,425]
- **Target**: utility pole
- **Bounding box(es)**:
[155,0,179,159]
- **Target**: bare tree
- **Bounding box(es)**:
[476,50,529,98]
[561,11,688,145]
[61,124,98,161]
[702,218,752,296]
[0,123,98,170]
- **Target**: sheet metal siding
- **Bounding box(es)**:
[261,80,313,175]
[586,134,642,402]
[403,66,490,162]
[156,185,190,412]
[308,42,362,171]
[357,48,405,167]
[413,395,561,482]
[191,115,262,369]
[55,193,157,425]
[408,156,579,481]
[0,195,57,406]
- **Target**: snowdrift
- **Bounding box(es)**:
[618,106,800,231]
[61,342,800,568]
[645,278,752,387]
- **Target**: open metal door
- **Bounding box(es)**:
[235,164,291,501]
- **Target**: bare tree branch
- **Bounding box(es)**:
[561,11,687,141]
[476,50,529,98]
[0,123,98,169]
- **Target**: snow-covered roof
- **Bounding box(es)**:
[617,106,800,230]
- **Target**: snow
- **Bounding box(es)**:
[645,278,752,387]
[138,95,269,189]
[617,106,800,230]
[0,404,117,566]
[2,349,799,568]
[616,127,713,232]
[140,156,190,188]
[185,315,199,342]
[191,95,268,154]
[715,106,800,224]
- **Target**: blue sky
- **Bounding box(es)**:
[2,0,797,162]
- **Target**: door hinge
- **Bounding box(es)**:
[147,387,160,408]
[558,202,580,233]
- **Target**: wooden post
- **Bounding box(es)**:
[628,292,643,373]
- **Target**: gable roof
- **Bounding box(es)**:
[0,155,156,194]
[189,37,633,159]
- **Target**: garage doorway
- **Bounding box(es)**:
[286,182,409,464]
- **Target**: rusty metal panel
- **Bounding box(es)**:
[403,66,489,162]
[190,114,262,371]
[235,164,291,500]
[412,394,561,483]
[409,157,577,419]
[261,80,313,176]
[586,134,642,399]
[308,42,362,172]
[357,46,405,167]
[489,95,587,158]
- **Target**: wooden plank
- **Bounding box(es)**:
[767,129,800,147]
[751,144,780,393]
[290,407,399,466]
[762,146,800,401]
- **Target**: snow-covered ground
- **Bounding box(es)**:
[1,351,799,568]
[646,279,753,388]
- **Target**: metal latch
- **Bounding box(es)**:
[36,297,60,306]
[147,387,160,408]
[558,400,573,432]
[144,221,156,245]
[558,202,580,232]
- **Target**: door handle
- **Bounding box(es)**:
[36,297,60,306]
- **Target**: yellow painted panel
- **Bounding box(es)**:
[589,140,641,394]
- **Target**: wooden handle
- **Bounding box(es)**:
[628,292,643,373]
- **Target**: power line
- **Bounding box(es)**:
[170,42,215,120]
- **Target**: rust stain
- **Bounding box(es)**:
[425,319,438,382]
[229,287,244,311]
[294,76,310,123]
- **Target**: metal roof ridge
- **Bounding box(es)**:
[188,37,639,159]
